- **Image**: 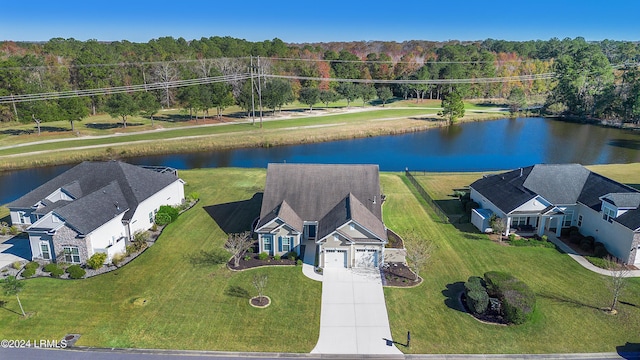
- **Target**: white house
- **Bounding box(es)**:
[469,164,640,265]
[254,163,388,268]
[7,161,185,264]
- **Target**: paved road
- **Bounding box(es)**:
[2,347,638,360]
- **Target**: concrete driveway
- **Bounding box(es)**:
[0,235,32,269]
[311,267,403,356]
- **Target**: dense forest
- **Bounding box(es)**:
[0,36,639,126]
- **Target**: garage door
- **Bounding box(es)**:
[325,249,347,268]
[355,249,378,268]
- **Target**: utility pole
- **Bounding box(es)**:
[256,56,264,128]
[250,56,256,125]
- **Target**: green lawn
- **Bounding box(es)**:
[2,164,638,353]
[0,168,321,352]
[382,168,640,354]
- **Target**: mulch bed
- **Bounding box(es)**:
[557,236,638,270]
[228,254,296,270]
[460,293,509,325]
[381,262,421,287]
[250,296,270,307]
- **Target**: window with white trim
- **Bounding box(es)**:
[63,246,80,264]
[40,242,50,260]
[511,216,527,227]
[263,236,272,251]
[603,207,616,223]
[282,236,292,252]
[149,211,154,223]
[563,210,573,227]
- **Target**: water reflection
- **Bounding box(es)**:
[1,117,639,205]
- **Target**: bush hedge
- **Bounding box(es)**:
[158,205,179,223]
[464,276,488,314]
[21,267,36,278]
[154,212,172,226]
[66,264,86,279]
[43,263,64,278]
[484,271,535,325]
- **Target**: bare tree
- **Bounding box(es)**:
[404,233,435,282]
[605,256,630,314]
[490,215,507,242]
[224,231,254,268]
[212,57,250,98]
[252,273,268,300]
[152,62,179,108]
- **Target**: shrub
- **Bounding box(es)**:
[44,264,64,278]
[286,251,298,261]
[151,223,158,232]
[21,267,36,278]
[66,265,86,279]
[594,243,609,258]
[579,239,593,252]
[508,233,517,242]
[187,192,200,201]
[9,226,19,235]
[112,252,127,266]
[158,205,179,223]
[258,252,269,261]
[25,261,39,271]
[126,245,137,256]
[155,212,172,226]
[274,254,281,261]
[87,252,107,270]
[131,231,149,251]
[243,255,251,261]
[296,259,303,266]
[467,289,489,314]
[541,235,548,242]
[484,271,535,325]
[11,261,22,270]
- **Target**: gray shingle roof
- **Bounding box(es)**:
[257,163,385,239]
[56,181,130,235]
[471,164,640,231]
[10,161,180,234]
[523,164,591,204]
[317,193,387,241]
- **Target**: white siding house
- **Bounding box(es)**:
[8,161,185,265]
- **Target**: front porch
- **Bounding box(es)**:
[506,212,564,238]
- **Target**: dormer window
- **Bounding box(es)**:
[602,207,616,223]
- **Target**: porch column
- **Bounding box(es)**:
[555,215,563,237]
[538,217,546,236]
[505,216,512,236]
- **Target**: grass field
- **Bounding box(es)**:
[384,164,640,354]
[2,164,638,353]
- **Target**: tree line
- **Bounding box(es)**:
[1,36,639,127]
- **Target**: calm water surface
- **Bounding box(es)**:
[2,117,639,204]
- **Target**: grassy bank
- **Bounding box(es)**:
[0,106,508,171]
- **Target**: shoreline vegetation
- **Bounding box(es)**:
[0,103,509,172]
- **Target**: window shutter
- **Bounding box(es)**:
[278,236,282,252]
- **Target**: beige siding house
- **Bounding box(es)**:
[254,163,388,268]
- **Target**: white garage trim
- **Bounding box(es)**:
[324,249,347,268]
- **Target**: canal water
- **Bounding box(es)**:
[2,117,639,205]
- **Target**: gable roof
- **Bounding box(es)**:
[471,164,640,231]
[7,161,178,230]
[56,181,130,235]
[317,193,387,241]
[258,163,382,223]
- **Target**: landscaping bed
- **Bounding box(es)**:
[381,262,420,287]
[228,254,297,270]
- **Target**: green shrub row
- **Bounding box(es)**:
[484,271,535,325]
[21,262,39,278]
[464,276,488,314]
[43,263,64,278]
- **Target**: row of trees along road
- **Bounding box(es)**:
[1,36,639,129]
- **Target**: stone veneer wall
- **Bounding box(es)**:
[51,225,89,264]
[629,233,640,265]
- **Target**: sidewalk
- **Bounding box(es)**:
[301,240,322,282]
[546,233,640,278]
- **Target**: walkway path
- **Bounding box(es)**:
[311,268,403,356]
[546,233,640,277]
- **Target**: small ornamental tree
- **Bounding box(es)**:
[252,273,268,300]
[2,276,26,317]
[405,233,435,282]
[605,256,630,314]
[225,231,253,268]
[377,87,393,107]
[490,215,507,241]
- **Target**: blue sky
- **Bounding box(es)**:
[2,1,639,43]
